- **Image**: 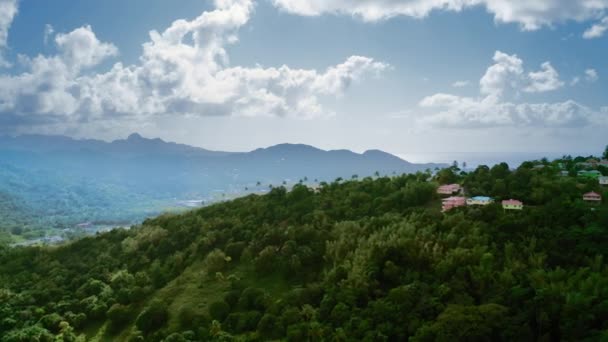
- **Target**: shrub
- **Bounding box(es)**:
[107,304,132,333]
[209,301,230,322]
[135,300,168,334]
[205,249,229,274]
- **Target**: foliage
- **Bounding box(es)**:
[1,159,608,340]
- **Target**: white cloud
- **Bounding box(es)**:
[420,94,602,128]
[585,68,599,82]
[43,24,54,45]
[480,51,524,97]
[0,0,18,67]
[525,62,563,93]
[479,51,563,98]
[272,0,608,30]
[583,16,608,39]
[0,0,388,130]
[419,51,601,128]
[55,25,118,70]
[452,80,470,87]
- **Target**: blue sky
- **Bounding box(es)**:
[0,0,607,157]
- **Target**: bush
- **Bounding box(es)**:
[205,249,229,274]
[257,313,280,338]
[209,301,230,322]
[225,242,247,260]
[39,313,63,333]
[135,300,168,334]
[178,303,208,328]
[237,311,262,333]
[223,290,241,309]
[64,312,87,329]
[107,304,132,333]
[237,287,266,311]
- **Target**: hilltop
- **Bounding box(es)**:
[0,153,607,341]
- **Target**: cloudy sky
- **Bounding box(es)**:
[0,0,607,156]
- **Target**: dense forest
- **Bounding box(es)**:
[1,152,608,341]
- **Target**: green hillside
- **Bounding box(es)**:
[1,157,608,341]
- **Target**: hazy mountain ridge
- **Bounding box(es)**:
[0,134,444,240]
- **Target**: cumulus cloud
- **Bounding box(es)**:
[479,51,524,97]
[419,51,602,128]
[272,0,608,30]
[55,25,118,70]
[583,16,608,39]
[525,62,564,93]
[585,68,599,82]
[0,0,388,131]
[0,0,18,67]
[479,51,563,98]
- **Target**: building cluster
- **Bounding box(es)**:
[438,185,522,212]
[576,159,608,169]
[438,181,604,212]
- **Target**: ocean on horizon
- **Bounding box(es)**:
[397,151,598,169]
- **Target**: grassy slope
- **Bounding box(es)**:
[85,255,292,340]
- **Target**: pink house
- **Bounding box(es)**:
[502,199,524,210]
[437,184,461,195]
[583,192,602,202]
[442,196,466,212]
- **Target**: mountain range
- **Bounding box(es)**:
[0,133,444,241]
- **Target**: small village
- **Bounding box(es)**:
[438,158,608,212]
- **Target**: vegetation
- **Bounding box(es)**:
[1,154,608,341]
[0,135,442,244]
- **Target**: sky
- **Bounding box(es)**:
[0,0,607,157]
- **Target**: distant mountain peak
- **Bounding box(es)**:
[127,133,144,141]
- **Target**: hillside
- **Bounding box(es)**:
[1,155,608,341]
[0,134,443,243]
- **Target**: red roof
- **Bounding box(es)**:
[502,199,523,205]
[583,192,602,201]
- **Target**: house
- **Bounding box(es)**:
[437,184,461,195]
[467,196,493,206]
[583,192,602,202]
[502,199,524,210]
[601,159,608,166]
[578,170,602,179]
[442,196,466,212]
[577,159,599,169]
[600,176,608,186]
